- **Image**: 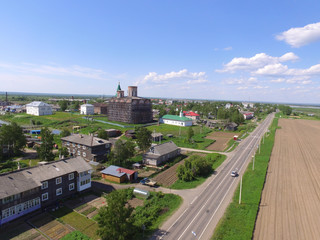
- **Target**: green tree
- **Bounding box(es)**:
[36,127,55,161]
[186,127,194,142]
[58,100,68,111]
[136,127,152,152]
[60,128,71,137]
[97,129,109,140]
[59,147,69,159]
[112,139,135,166]
[97,190,136,240]
[0,122,26,157]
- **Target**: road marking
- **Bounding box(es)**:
[190,196,198,205]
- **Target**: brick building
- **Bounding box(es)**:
[93,103,108,114]
[107,84,153,124]
[61,134,111,162]
[0,157,92,226]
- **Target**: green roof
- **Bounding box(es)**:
[162,115,191,121]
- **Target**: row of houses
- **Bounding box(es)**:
[0,157,92,226]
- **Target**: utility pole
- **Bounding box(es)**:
[252,155,255,171]
[239,175,242,204]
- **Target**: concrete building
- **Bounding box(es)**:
[183,111,200,120]
[160,111,193,127]
[143,141,180,166]
[80,104,94,115]
[0,157,92,226]
[107,84,153,124]
[61,134,111,162]
[26,101,52,116]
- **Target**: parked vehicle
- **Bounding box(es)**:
[140,177,157,187]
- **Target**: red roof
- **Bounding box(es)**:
[117,167,136,175]
[183,111,200,117]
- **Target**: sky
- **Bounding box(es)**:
[1,0,320,104]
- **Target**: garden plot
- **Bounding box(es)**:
[0,221,46,240]
[28,213,71,240]
[205,132,235,151]
[254,119,320,240]
[152,160,185,187]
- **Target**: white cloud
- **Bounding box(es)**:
[276,22,320,48]
[271,78,285,83]
[237,86,248,90]
[137,69,207,85]
[253,85,269,89]
[0,62,109,80]
[187,79,209,84]
[255,63,288,75]
[217,52,298,73]
[224,46,233,51]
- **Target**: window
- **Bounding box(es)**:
[69,183,75,191]
[68,173,74,180]
[56,188,62,196]
[41,181,48,189]
[83,152,86,157]
[73,149,76,154]
[77,150,81,156]
[82,145,86,150]
[72,143,75,147]
[78,144,81,148]
[66,142,70,146]
[56,177,62,185]
[42,193,48,201]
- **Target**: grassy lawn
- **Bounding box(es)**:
[148,124,214,150]
[170,153,227,189]
[60,231,91,240]
[51,207,99,240]
[211,117,278,240]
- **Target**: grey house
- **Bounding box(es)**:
[61,134,111,162]
[143,141,180,166]
[0,157,92,226]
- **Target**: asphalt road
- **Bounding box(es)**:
[155,113,275,240]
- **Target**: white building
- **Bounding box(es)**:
[80,104,94,115]
[160,111,193,127]
[26,101,52,116]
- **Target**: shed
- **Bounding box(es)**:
[101,165,138,183]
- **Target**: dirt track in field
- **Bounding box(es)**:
[254,119,320,240]
[205,132,235,151]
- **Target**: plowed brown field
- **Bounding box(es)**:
[205,132,235,151]
[254,119,320,240]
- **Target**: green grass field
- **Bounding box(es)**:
[211,117,278,240]
[51,207,99,240]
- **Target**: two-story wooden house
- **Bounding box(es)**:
[0,156,92,226]
[61,134,111,162]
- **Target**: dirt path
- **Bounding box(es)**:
[254,119,320,240]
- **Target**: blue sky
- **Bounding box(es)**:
[1,1,320,104]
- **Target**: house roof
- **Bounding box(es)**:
[145,141,179,157]
[26,101,50,107]
[81,104,94,107]
[61,134,110,147]
[0,156,92,199]
[183,111,200,117]
[161,114,191,122]
[101,165,126,178]
[117,167,136,175]
[151,132,163,138]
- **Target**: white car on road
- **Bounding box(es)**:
[231,171,238,177]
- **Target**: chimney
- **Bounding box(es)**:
[5,92,8,102]
[128,86,137,97]
[117,90,124,98]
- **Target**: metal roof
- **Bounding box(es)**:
[0,156,92,199]
[26,101,51,107]
[101,165,126,178]
[61,134,110,147]
[161,114,191,121]
[145,141,179,156]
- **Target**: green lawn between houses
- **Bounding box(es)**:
[211,116,278,240]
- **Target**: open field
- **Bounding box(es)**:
[254,118,320,240]
[29,213,72,240]
[205,131,235,151]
